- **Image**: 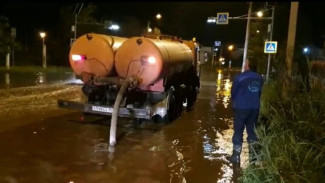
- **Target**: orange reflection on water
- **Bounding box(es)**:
[216,70,232,109]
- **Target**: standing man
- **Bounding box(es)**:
[229,58,264,164]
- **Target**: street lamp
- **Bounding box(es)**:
[303,47,310,63]
[257,11,263,17]
[40,32,46,44]
[147,13,162,34]
[228,45,234,51]
[108,24,120,31]
[156,13,162,20]
[303,47,310,54]
[207,17,216,23]
[39,32,46,68]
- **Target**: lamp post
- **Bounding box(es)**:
[227,45,235,69]
[147,13,162,34]
[242,2,253,73]
[147,21,152,34]
[40,32,46,68]
[266,6,275,82]
[71,3,83,45]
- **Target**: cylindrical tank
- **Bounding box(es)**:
[115,37,194,86]
[69,33,127,77]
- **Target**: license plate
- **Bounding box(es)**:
[92,106,113,113]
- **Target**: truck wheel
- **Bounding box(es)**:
[162,87,177,123]
[186,85,198,111]
[175,88,184,117]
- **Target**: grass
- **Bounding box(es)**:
[240,78,325,183]
[0,66,72,73]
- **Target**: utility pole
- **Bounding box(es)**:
[284,2,299,93]
[10,27,16,67]
[241,2,253,72]
[73,3,83,40]
[40,32,47,68]
[6,48,10,69]
[266,6,275,82]
[74,14,77,40]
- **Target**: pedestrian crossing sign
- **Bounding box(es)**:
[264,41,277,53]
[217,12,229,24]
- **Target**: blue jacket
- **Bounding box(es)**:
[231,70,264,109]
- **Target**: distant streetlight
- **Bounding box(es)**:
[207,17,216,23]
[256,30,260,33]
[147,13,162,34]
[156,13,162,20]
[257,11,263,17]
[228,45,234,51]
[40,32,46,43]
[39,32,47,68]
[303,47,310,63]
[108,24,120,31]
[303,47,310,54]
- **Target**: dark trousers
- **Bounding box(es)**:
[232,109,260,147]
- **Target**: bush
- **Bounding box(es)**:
[241,79,325,183]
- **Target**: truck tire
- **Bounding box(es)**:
[162,87,177,123]
[187,76,199,111]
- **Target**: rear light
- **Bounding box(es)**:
[140,56,156,65]
[148,56,156,64]
[71,54,86,62]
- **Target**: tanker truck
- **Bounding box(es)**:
[58,34,202,145]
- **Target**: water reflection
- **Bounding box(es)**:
[65,74,83,85]
[35,72,46,85]
[168,138,191,183]
[216,70,232,109]
[0,70,79,89]
[202,69,240,182]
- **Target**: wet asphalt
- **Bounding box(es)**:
[0,70,79,89]
[0,65,248,183]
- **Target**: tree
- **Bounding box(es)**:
[50,3,100,66]
[0,16,13,54]
[248,21,268,74]
[0,16,21,65]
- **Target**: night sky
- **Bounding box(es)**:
[0,1,324,47]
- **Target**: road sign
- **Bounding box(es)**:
[217,12,229,24]
[264,41,277,53]
[214,41,221,47]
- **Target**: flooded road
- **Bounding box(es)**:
[0,69,80,89]
[0,65,248,183]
